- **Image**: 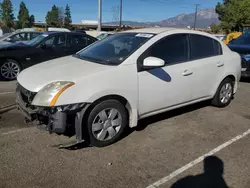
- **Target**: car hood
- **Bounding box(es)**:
[17,55,112,92]
[228,44,250,55]
[0,41,11,45]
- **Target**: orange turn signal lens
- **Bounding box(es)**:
[49,83,75,107]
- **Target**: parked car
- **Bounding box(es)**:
[0,30,41,45]
[16,28,241,147]
[223,32,242,45]
[0,31,97,80]
[96,32,114,40]
[228,33,250,78]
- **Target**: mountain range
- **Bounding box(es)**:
[107,8,220,28]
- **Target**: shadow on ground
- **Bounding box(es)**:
[135,100,210,132]
[170,156,229,188]
[240,77,250,83]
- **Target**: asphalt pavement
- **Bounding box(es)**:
[0,81,250,188]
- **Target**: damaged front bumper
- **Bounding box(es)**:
[16,83,90,143]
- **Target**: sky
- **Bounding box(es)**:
[11,0,222,23]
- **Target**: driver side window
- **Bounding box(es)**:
[148,34,188,64]
[10,33,23,41]
[137,34,188,72]
[43,34,66,48]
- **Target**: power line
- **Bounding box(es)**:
[140,0,192,9]
[111,6,119,21]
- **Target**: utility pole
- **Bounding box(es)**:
[98,0,102,31]
[119,0,122,31]
[193,4,199,30]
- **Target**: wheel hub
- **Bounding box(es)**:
[92,108,122,141]
[103,119,112,130]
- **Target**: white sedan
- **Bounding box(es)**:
[16,27,241,147]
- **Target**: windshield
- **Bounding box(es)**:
[26,33,47,46]
[0,33,12,40]
[230,33,250,45]
[76,33,154,65]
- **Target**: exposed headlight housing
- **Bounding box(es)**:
[32,81,75,107]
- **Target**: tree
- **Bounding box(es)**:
[29,14,35,26]
[64,4,72,29]
[216,0,250,32]
[17,1,30,28]
[211,24,221,33]
[0,0,15,28]
[46,5,60,27]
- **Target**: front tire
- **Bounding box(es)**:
[0,59,21,80]
[211,78,234,108]
[86,100,128,147]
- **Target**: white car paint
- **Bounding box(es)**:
[213,34,226,41]
[17,27,241,128]
[48,27,71,32]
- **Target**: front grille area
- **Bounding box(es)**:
[16,83,37,106]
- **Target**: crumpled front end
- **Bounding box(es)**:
[16,83,89,139]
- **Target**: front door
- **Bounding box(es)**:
[138,34,193,116]
[39,34,67,62]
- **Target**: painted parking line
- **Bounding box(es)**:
[0,92,15,95]
[1,128,24,135]
[146,128,250,188]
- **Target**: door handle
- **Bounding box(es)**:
[182,69,193,76]
[217,61,224,67]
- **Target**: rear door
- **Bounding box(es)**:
[188,34,224,100]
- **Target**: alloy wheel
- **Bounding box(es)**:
[0,61,20,80]
[219,83,232,104]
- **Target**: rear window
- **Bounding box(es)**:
[190,34,222,60]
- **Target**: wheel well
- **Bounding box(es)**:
[90,95,129,107]
[83,95,132,126]
[225,75,236,82]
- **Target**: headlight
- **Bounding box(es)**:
[32,81,75,107]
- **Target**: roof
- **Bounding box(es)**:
[122,27,221,41]
[123,27,182,34]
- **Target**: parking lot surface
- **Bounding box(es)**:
[1,81,250,188]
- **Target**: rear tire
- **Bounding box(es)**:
[211,78,234,108]
[0,59,21,81]
[86,100,128,147]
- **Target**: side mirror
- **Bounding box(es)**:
[143,56,165,68]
